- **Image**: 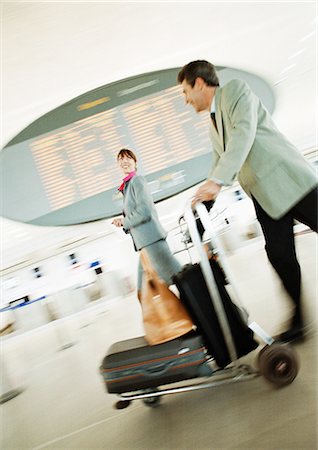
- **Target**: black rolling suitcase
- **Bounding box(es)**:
[174,262,258,368]
[174,203,258,368]
[100,333,210,394]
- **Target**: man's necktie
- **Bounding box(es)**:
[211,112,217,131]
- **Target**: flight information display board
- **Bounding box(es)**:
[1,67,275,225]
[29,85,210,213]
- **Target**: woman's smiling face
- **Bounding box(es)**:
[118,153,137,175]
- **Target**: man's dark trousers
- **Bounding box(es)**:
[252,187,318,327]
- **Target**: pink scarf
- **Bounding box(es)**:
[118,171,136,192]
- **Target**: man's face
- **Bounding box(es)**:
[181,78,208,113]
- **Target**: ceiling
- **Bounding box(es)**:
[1,1,317,270]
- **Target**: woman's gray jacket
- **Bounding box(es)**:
[122,175,167,250]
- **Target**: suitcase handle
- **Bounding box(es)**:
[184,202,238,363]
[142,362,173,377]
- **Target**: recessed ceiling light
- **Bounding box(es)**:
[279,63,296,75]
[288,48,306,59]
[274,76,288,86]
[299,30,316,42]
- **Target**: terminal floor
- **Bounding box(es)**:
[1,233,317,450]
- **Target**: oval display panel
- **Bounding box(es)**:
[0,67,275,225]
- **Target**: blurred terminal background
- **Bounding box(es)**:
[0,3,317,450]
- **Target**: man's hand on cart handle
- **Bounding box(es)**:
[192,180,222,208]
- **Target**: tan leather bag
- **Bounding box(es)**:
[139,249,194,345]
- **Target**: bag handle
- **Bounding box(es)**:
[141,362,173,377]
[140,250,158,293]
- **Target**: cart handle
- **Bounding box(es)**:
[184,201,238,363]
[178,200,215,224]
[186,199,248,321]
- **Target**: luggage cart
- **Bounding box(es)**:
[100,202,299,409]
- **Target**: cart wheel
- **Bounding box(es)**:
[142,396,161,408]
[142,388,161,408]
[258,344,299,387]
[114,399,131,410]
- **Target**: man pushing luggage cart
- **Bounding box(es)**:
[100,202,299,409]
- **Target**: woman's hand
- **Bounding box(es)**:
[112,217,124,227]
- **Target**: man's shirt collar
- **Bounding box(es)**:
[210,96,216,114]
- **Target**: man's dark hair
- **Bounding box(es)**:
[117,148,137,162]
[177,60,219,87]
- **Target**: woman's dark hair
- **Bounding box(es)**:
[117,148,137,162]
[177,60,219,87]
